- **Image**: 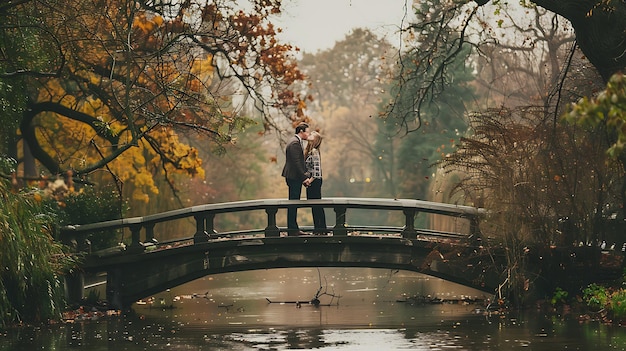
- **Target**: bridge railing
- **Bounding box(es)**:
[60,197,486,254]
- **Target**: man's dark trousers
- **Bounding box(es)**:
[286,178,302,234]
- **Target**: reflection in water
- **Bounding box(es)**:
[1,268,626,350]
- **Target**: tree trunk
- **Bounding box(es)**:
[22,142,37,179]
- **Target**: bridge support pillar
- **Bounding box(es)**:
[106,267,125,311]
[402,209,417,239]
[204,213,218,237]
[469,217,482,243]
[264,207,280,237]
[64,270,85,304]
[334,206,348,236]
[145,223,156,243]
[194,214,216,243]
[128,224,144,253]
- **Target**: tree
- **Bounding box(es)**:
[392,0,621,218]
[471,5,577,109]
[416,1,623,302]
[377,0,476,200]
[393,0,625,127]
[521,0,626,82]
[297,29,397,200]
[0,0,305,201]
[469,0,626,82]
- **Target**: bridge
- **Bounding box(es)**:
[61,197,506,310]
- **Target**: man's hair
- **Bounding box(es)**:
[295,123,309,134]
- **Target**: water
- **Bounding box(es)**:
[2,268,626,350]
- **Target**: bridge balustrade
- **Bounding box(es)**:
[60,197,485,255]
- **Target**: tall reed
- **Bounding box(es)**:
[0,179,75,327]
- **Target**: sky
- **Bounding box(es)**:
[271,0,410,53]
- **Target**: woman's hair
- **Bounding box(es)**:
[304,131,322,157]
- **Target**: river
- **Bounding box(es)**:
[1,267,626,350]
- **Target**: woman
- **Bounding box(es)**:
[304,131,327,234]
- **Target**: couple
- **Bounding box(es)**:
[281,123,327,236]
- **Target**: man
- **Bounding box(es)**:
[282,123,310,235]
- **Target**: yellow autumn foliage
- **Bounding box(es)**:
[34,75,204,199]
[13,0,304,205]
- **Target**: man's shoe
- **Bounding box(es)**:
[296,230,310,236]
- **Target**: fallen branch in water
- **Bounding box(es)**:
[265,298,332,307]
[266,268,342,307]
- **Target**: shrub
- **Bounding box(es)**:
[610,289,626,321]
[583,283,609,311]
[551,287,569,306]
